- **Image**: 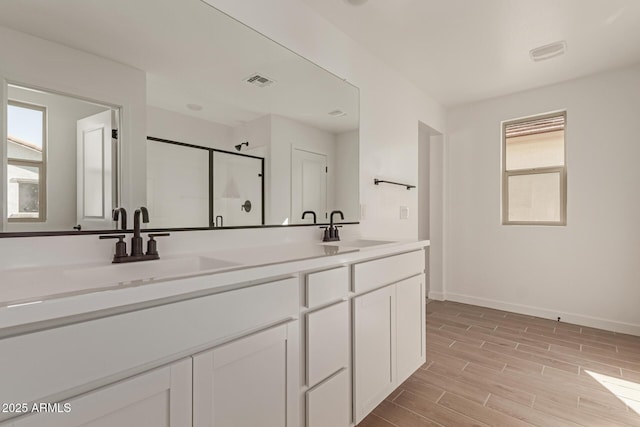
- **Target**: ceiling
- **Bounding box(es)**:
[301,0,640,107]
[0,0,359,134]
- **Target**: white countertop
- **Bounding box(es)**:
[0,238,429,336]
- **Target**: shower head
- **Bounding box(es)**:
[235,141,249,151]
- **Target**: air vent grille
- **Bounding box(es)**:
[244,73,275,88]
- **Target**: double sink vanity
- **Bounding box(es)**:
[0,1,427,425]
[0,237,428,427]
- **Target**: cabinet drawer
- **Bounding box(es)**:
[306,368,351,427]
[306,301,349,387]
[353,250,424,293]
[306,266,349,308]
[0,277,298,409]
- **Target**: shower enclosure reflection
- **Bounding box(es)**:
[146,137,264,228]
[213,151,263,227]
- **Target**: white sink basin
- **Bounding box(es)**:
[64,256,240,288]
[1,256,240,308]
[330,239,396,248]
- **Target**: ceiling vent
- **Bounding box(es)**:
[530,41,567,62]
[244,73,275,88]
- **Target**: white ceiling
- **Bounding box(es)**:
[0,0,359,134]
[301,0,640,107]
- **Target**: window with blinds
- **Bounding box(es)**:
[502,112,566,225]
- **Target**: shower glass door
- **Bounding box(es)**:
[212,151,263,227]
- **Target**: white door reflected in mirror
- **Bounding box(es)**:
[76,110,114,229]
[292,148,327,225]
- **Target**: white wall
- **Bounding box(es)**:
[429,134,445,300]
[270,114,336,225]
[418,124,431,294]
[335,130,359,222]
[445,65,640,334]
[203,0,445,239]
[418,125,431,240]
[147,106,233,150]
[0,25,147,224]
[232,115,270,158]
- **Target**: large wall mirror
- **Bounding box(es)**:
[0,0,359,235]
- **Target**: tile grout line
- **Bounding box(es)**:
[482,393,491,407]
[392,398,461,427]
[373,413,401,427]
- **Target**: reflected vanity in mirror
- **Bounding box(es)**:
[0,0,359,235]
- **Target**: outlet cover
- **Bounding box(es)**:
[400,206,409,220]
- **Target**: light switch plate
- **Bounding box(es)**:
[360,204,366,220]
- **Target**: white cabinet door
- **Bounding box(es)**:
[306,300,349,387]
[353,285,395,424]
[396,275,426,383]
[9,359,191,427]
[193,322,298,427]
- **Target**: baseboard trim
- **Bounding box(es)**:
[428,291,445,301]
[444,292,640,336]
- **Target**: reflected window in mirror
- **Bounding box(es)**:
[7,100,46,222]
[4,84,121,233]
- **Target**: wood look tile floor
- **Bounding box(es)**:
[358,300,640,427]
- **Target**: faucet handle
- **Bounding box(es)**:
[146,233,170,257]
[319,226,332,242]
[99,234,126,240]
[99,234,127,260]
[334,225,342,241]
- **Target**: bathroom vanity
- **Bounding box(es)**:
[0,239,427,427]
[0,2,428,426]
